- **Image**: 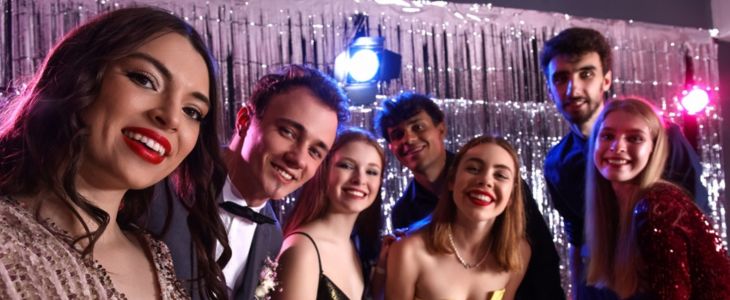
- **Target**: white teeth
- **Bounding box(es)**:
[345,189,366,197]
[273,165,293,180]
[124,130,166,156]
[607,159,628,165]
[469,193,492,202]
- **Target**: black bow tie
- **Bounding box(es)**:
[219,201,275,224]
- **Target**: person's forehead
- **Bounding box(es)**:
[548,52,602,72]
[389,110,433,130]
[463,143,515,170]
[603,111,649,129]
[265,87,338,144]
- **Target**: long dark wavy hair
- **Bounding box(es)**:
[0,7,229,299]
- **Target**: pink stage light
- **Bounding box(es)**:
[680,86,710,115]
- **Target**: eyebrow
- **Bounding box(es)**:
[339,156,382,169]
[465,157,514,173]
[406,116,424,124]
[278,118,331,152]
[553,65,597,76]
[127,52,211,105]
[601,126,650,134]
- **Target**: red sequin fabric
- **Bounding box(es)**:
[634,182,730,300]
[0,196,189,299]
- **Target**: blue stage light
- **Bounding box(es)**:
[334,36,401,105]
[348,49,380,82]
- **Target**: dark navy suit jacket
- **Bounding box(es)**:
[144,179,283,300]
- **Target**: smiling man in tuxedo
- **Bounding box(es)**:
[147,64,350,299]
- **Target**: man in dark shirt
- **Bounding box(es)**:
[375,92,565,300]
[541,27,708,299]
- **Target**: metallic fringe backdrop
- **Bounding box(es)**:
[1,0,725,295]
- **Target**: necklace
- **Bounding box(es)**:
[447,224,488,269]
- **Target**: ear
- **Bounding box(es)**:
[236,105,252,137]
[437,121,446,138]
[602,70,613,92]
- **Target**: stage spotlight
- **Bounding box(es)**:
[680,85,710,115]
[348,49,380,82]
[334,36,401,105]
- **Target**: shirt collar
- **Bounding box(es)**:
[222,176,266,213]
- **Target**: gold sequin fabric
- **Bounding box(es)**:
[634,182,730,299]
[0,196,190,299]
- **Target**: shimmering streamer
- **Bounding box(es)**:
[1,0,725,296]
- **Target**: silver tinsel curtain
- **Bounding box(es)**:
[1,0,725,294]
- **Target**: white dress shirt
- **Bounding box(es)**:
[215,176,267,293]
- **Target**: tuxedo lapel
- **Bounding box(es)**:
[233,202,283,300]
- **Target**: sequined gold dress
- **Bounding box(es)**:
[0,196,189,299]
[414,288,505,300]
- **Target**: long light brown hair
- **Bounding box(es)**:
[585,97,669,297]
[426,136,526,272]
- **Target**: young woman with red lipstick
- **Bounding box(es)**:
[0,7,229,299]
[274,128,385,300]
[385,136,530,300]
[585,97,730,299]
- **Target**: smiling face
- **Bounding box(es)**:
[593,110,655,188]
[547,52,612,131]
[78,33,210,190]
[386,110,446,174]
[240,86,339,201]
[326,140,383,214]
[450,143,516,222]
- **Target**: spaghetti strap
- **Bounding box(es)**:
[289,231,323,274]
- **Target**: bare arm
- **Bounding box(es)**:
[385,236,420,300]
[271,235,320,300]
[504,238,531,300]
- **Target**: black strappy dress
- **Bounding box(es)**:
[290,232,361,300]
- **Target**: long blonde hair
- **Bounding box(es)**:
[585,97,669,297]
[426,136,526,272]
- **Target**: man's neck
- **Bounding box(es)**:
[412,151,448,195]
[222,148,269,207]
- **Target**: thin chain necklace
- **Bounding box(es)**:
[447,224,488,269]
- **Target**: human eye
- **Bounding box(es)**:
[464,164,480,174]
[309,147,324,160]
[182,107,205,122]
[389,129,404,141]
[367,168,381,177]
[599,132,614,141]
[552,73,568,85]
[495,171,511,181]
[336,161,354,170]
[412,123,425,132]
[278,126,296,139]
[126,71,158,91]
[580,70,595,79]
[627,134,645,144]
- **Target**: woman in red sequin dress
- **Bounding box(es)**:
[584,97,730,299]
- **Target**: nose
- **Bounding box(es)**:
[350,168,364,185]
[476,172,493,188]
[610,138,626,152]
[403,129,418,144]
[150,94,181,132]
[283,143,306,170]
